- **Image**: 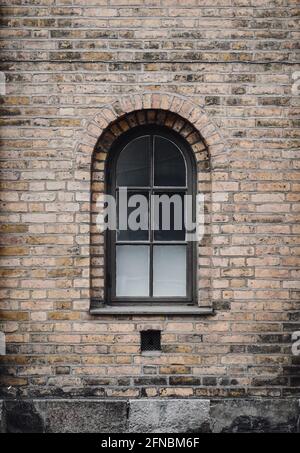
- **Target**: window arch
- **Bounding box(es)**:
[106,125,197,305]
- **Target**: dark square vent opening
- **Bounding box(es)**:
[141,330,161,352]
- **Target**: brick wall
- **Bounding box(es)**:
[0,0,299,399]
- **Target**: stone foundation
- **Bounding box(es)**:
[1,399,299,433]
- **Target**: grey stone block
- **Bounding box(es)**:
[0,400,3,433]
[4,400,45,433]
[210,399,300,433]
[2,399,128,433]
[129,399,210,433]
[41,399,128,433]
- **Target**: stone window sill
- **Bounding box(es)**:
[90,302,214,316]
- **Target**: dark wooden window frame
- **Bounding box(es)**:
[104,125,198,307]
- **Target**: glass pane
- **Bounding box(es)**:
[153,246,187,297]
[116,246,149,297]
[153,192,185,242]
[117,136,150,187]
[117,191,149,242]
[154,136,186,187]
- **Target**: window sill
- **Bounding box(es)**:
[90,303,214,316]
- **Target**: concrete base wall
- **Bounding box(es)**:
[1,399,299,433]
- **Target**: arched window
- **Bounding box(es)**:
[106,125,197,305]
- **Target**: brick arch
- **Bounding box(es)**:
[77,92,228,307]
[75,92,228,172]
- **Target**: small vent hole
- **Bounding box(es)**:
[141,330,161,352]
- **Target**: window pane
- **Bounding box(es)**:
[117,136,150,187]
[154,136,186,187]
[153,192,185,242]
[116,246,149,297]
[117,191,149,242]
[153,246,187,297]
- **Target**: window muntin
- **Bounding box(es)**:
[108,126,196,304]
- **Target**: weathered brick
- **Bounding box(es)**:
[0,1,298,403]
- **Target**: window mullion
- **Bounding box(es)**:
[149,135,154,298]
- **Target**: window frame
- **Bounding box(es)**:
[105,125,198,306]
